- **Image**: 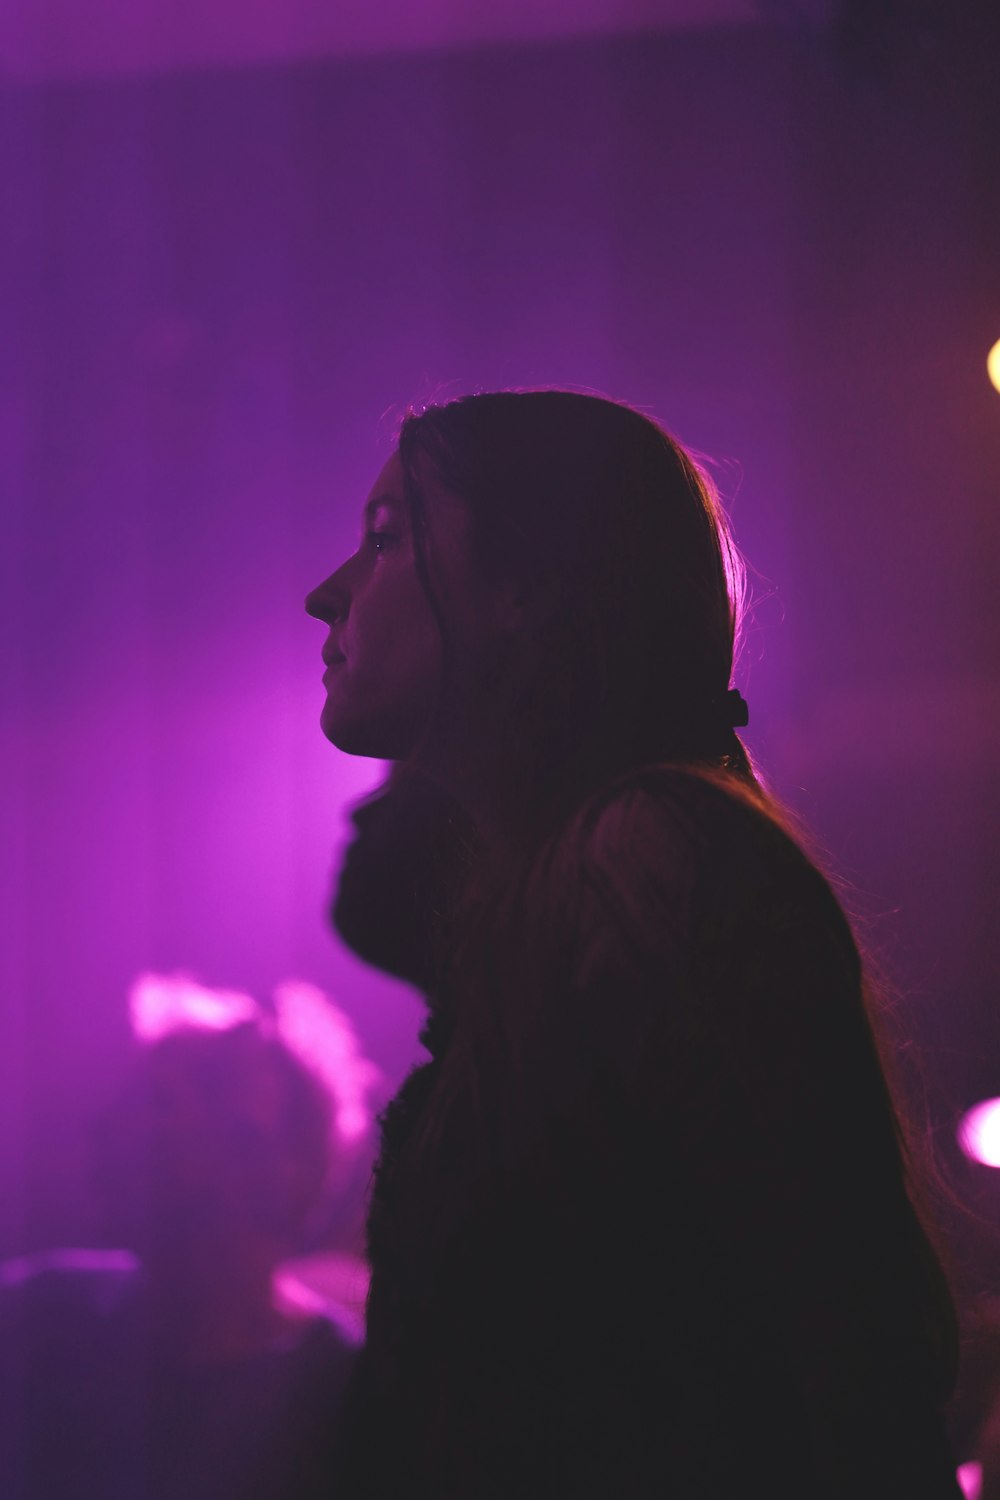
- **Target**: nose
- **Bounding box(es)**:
[305,570,349,624]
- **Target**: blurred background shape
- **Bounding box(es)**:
[0,997,363,1497]
[958,1459,983,1500]
[130,971,261,1038]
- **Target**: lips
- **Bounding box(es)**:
[322,648,346,667]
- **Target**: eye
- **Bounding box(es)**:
[367,528,399,556]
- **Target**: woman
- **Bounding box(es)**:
[306,391,961,1498]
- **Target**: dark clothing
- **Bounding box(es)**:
[0,1249,357,1500]
[339,766,961,1498]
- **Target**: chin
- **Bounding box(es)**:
[320,699,419,761]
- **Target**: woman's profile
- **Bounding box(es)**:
[306,390,962,1498]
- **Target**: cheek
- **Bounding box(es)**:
[352,573,441,679]
[322,573,444,756]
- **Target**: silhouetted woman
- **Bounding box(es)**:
[306,391,962,1498]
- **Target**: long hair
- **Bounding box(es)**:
[394,390,897,1111]
[377,390,957,1397]
[398,390,756,839]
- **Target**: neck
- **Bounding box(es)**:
[408,738,528,856]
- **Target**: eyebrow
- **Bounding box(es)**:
[363,494,405,524]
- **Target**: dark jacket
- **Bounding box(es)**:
[340,766,961,1498]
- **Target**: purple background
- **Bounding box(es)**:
[2,11,999,1265]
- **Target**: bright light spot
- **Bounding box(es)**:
[273,980,382,1144]
[958,1460,983,1500]
[958,1097,1000,1167]
[279,1251,369,1346]
[989,339,1000,395]
[0,1247,139,1288]
[127,971,382,1150]
[129,971,259,1040]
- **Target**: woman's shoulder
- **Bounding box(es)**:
[553,762,808,891]
[528,762,855,971]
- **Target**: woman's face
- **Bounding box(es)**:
[306,449,509,761]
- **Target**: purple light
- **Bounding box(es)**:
[277,1250,370,1346]
[0,1247,139,1288]
[957,1099,1000,1168]
[129,971,259,1039]
[957,1460,983,1500]
[272,980,383,1144]
[2,0,760,83]
[128,971,382,1148]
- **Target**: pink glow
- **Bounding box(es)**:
[958,1461,983,1500]
[128,971,259,1039]
[957,1098,1000,1168]
[273,980,382,1144]
[278,1250,370,1346]
[0,1247,140,1288]
[128,972,382,1147]
[0,0,760,82]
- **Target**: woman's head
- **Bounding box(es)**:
[307,390,749,826]
[305,446,516,763]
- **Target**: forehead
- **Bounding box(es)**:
[369,447,477,564]
[364,450,406,512]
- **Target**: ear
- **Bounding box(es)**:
[488,574,561,636]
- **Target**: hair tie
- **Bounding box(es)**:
[711,688,749,730]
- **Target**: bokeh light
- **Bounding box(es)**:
[127,971,382,1148]
[273,979,383,1144]
[988,339,1000,395]
[957,1097,1000,1167]
[129,971,259,1038]
[957,1459,983,1500]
